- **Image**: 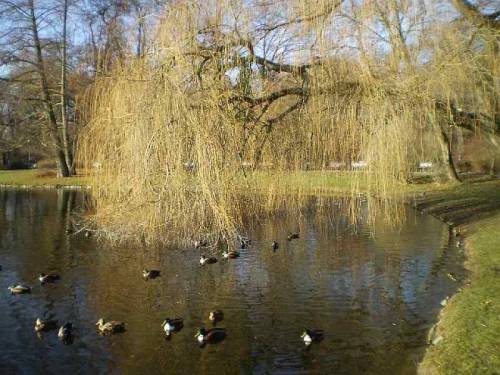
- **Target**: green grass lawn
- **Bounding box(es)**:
[0,169,91,187]
[419,213,500,374]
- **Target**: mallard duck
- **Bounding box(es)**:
[8,284,31,295]
[58,322,72,340]
[39,273,60,284]
[287,232,300,241]
[200,255,217,266]
[272,241,279,250]
[96,318,126,334]
[195,239,208,249]
[301,329,324,345]
[162,318,184,334]
[195,327,226,344]
[223,250,239,259]
[35,318,58,332]
[142,269,161,279]
[240,238,251,249]
[208,310,224,324]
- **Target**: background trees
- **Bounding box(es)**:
[0,0,163,175]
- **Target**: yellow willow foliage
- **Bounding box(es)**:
[79,0,499,244]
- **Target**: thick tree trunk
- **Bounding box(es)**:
[29,0,69,177]
[439,124,462,183]
[60,0,74,175]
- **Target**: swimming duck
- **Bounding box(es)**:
[39,273,60,284]
[35,318,58,332]
[200,255,217,266]
[96,318,126,334]
[301,329,324,345]
[272,241,279,250]
[195,239,208,249]
[240,238,251,249]
[287,232,300,241]
[58,322,72,341]
[162,318,184,335]
[195,327,226,344]
[142,269,161,279]
[209,310,224,324]
[8,284,31,295]
[223,250,239,259]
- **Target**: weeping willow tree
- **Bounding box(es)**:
[80,0,499,244]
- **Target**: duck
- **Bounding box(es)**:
[223,250,239,259]
[85,230,92,238]
[195,239,208,249]
[96,318,126,334]
[287,232,300,241]
[301,329,324,345]
[272,241,279,251]
[161,317,184,335]
[199,255,217,266]
[35,318,58,332]
[240,238,251,249]
[142,269,161,279]
[58,322,72,341]
[8,284,31,295]
[208,310,224,324]
[39,273,60,284]
[195,327,226,344]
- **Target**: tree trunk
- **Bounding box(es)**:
[60,0,74,175]
[439,124,462,182]
[29,0,69,177]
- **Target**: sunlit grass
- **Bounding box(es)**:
[0,169,91,187]
[420,212,500,374]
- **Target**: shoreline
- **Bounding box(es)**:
[414,186,500,374]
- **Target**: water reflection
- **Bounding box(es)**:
[0,190,462,374]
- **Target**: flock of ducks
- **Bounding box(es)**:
[5,231,324,346]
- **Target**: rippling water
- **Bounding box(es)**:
[0,190,463,374]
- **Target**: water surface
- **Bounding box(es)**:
[0,190,463,374]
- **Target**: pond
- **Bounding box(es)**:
[0,190,463,374]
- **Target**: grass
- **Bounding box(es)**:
[0,169,91,187]
[419,212,500,374]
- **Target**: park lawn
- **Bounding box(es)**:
[0,169,91,187]
[419,212,500,374]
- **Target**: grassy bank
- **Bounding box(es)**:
[419,213,500,374]
[417,180,500,374]
[0,169,91,188]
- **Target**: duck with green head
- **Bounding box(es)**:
[199,255,217,266]
[142,269,161,279]
[301,329,324,345]
[162,317,184,336]
[195,327,226,345]
[39,273,60,284]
